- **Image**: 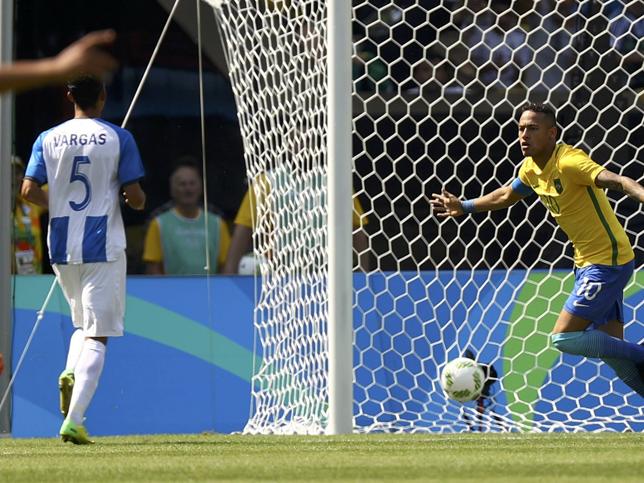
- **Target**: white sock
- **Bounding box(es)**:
[65,329,85,372]
[67,339,106,425]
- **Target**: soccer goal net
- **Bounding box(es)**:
[209,0,643,433]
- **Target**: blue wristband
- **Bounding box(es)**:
[461,199,475,214]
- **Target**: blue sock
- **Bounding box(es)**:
[550,330,644,364]
[602,358,644,397]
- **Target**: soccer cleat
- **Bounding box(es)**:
[58,369,75,417]
[60,418,94,445]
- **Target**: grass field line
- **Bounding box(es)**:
[0,433,642,482]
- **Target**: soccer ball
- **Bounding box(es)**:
[440,357,485,403]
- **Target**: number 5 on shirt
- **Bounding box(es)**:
[69,155,92,211]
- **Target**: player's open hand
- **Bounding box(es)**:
[430,189,464,217]
[53,30,118,81]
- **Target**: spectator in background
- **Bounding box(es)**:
[143,158,230,275]
[12,155,45,274]
[404,46,458,99]
[404,61,432,96]
[458,3,529,89]
[609,2,643,55]
[0,30,117,94]
[353,40,391,95]
[521,0,577,94]
[222,173,370,275]
[608,2,643,89]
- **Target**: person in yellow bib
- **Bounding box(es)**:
[223,171,370,274]
[143,159,230,275]
[12,156,45,274]
[431,102,644,396]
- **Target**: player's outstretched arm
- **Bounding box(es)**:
[0,30,117,94]
[595,169,644,204]
[430,186,522,218]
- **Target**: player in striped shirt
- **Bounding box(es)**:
[431,102,644,396]
[22,76,146,444]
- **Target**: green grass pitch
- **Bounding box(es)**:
[0,433,642,482]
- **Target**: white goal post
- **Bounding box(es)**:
[208,0,643,434]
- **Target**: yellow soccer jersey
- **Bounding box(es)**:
[518,143,634,267]
[234,174,369,229]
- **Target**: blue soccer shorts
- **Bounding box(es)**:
[563,260,634,329]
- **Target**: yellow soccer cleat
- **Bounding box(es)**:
[58,369,75,417]
[59,419,94,445]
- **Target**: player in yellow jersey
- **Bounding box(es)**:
[431,102,644,396]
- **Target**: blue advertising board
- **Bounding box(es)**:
[10,272,643,437]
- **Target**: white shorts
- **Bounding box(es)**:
[53,251,126,337]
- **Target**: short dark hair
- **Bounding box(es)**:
[520,102,557,127]
[67,76,104,110]
[171,155,202,178]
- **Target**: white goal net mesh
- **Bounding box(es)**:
[211,0,643,433]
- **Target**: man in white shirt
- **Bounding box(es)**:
[22,76,146,444]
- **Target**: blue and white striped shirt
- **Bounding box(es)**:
[25,118,145,264]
